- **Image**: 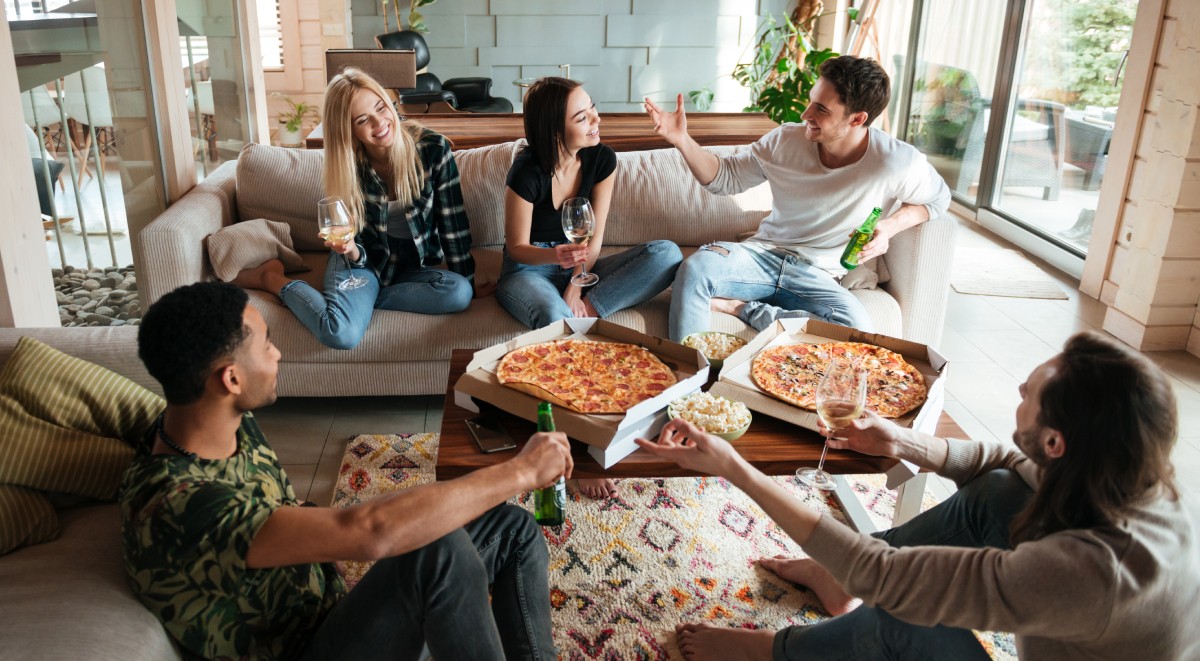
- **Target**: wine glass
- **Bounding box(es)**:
[318,196,367,291]
[797,356,867,491]
[561,197,599,287]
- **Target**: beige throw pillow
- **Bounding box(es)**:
[205,218,310,282]
[0,337,165,555]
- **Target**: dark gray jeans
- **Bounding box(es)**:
[774,469,1035,661]
[298,504,556,660]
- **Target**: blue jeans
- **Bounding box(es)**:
[668,242,873,342]
[773,469,1035,661]
[496,240,682,329]
[297,504,556,661]
[280,253,472,350]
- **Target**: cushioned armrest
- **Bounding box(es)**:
[443,77,492,105]
[396,89,458,108]
[140,161,238,305]
[880,214,957,347]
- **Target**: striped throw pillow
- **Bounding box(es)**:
[0,337,164,555]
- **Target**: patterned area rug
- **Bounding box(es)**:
[331,433,1017,660]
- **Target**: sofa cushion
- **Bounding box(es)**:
[455,140,525,248]
[605,146,771,247]
[0,503,181,659]
[0,337,164,555]
[205,218,310,282]
[235,143,326,250]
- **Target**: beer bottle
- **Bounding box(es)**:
[532,402,566,526]
[839,207,883,270]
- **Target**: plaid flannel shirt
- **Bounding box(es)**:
[353,129,475,285]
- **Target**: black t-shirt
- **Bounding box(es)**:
[505,144,617,243]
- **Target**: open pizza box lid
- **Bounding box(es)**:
[455,318,710,468]
[709,318,948,488]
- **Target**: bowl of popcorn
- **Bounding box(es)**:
[682,332,749,371]
[667,391,753,441]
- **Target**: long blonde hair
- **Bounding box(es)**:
[322,67,425,230]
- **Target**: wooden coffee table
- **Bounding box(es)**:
[437,350,967,531]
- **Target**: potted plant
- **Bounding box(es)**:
[688,1,857,124]
[272,93,319,147]
[382,0,437,34]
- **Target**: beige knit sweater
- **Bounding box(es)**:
[803,438,1200,660]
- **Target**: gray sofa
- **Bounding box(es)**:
[0,327,181,660]
[142,141,955,397]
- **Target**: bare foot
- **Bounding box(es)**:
[675,622,774,661]
[710,297,746,317]
[574,478,618,499]
[232,259,289,297]
[758,555,861,616]
[582,297,599,317]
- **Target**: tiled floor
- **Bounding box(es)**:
[256,217,1200,506]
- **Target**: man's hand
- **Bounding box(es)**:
[857,228,891,263]
[822,410,905,458]
[644,94,689,148]
[554,243,589,269]
[635,418,744,477]
[512,431,573,490]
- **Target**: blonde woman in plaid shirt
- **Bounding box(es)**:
[235,68,478,350]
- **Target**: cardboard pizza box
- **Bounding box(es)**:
[454,318,709,468]
[709,318,948,488]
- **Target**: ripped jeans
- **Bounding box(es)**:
[668,242,873,342]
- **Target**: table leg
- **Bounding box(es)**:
[892,472,929,527]
[832,475,877,533]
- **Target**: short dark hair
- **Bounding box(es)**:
[138,282,250,405]
[521,76,582,174]
[1011,330,1179,543]
[817,55,890,126]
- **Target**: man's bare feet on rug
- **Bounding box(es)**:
[575,478,618,499]
[758,555,861,616]
[232,259,289,298]
[710,297,746,317]
[675,623,774,661]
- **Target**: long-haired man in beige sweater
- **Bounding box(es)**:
[638,330,1199,660]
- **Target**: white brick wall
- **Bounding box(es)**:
[350,1,786,112]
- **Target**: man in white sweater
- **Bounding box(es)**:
[646,56,951,342]
[637,330,1200,660]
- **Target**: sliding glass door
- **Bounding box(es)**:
[885,0,1138,276]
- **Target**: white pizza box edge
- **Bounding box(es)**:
[709,318,948,488]
[454,318,710,468]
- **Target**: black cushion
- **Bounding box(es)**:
[375,30,431,70]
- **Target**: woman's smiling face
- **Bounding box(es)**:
[561,87,600,153]
[349,88,395,158]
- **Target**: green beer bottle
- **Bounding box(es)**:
[533,402,566,526]
[839,207,883,270]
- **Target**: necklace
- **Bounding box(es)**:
[156,414,197,459]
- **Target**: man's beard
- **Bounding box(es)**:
[1013,427,1051,466]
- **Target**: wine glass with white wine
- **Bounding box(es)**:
[797,356,867,491]
[560,197,599,287]
[318,196,367,291]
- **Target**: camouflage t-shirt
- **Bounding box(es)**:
[119,413,345,660]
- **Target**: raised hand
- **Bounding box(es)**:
[514,431,574,490]
[643,93,689,147]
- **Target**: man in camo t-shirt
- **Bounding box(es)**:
[121,283,573,660]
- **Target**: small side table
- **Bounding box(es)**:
[513,77,539,103]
